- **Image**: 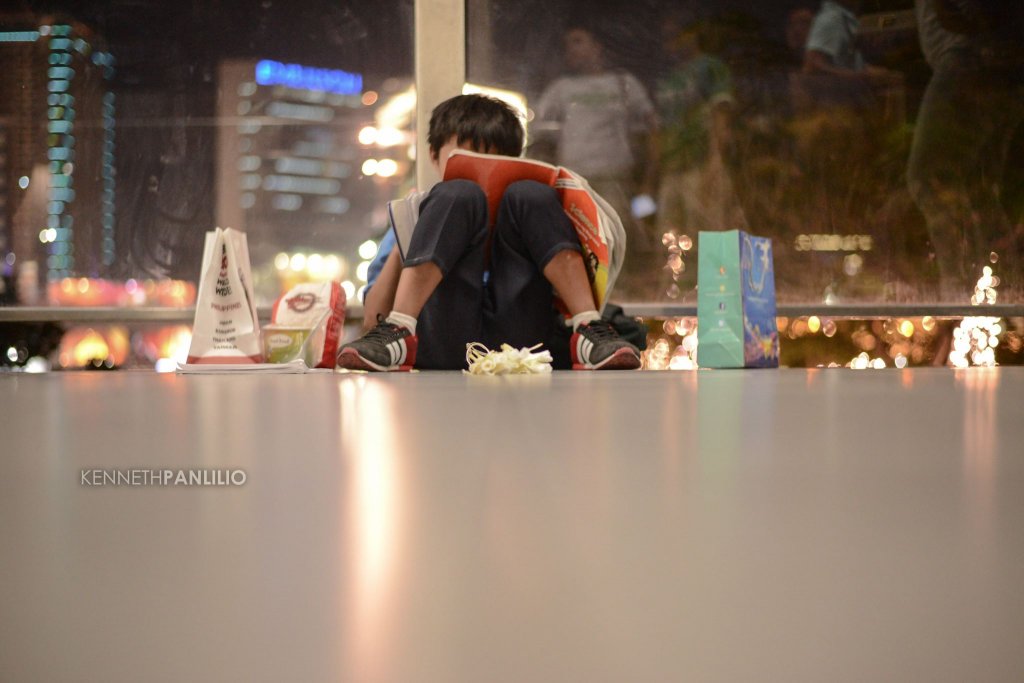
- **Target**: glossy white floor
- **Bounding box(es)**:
[1,368,1023,682]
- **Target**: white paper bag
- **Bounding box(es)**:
[186,227,264,364]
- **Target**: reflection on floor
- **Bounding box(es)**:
[1,368,1023,681]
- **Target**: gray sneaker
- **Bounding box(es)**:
[570,320,641,370]
[336,317,418,371]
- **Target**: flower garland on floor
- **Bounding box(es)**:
[464,342,553,375]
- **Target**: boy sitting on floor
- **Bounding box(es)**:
[336,94,641,372]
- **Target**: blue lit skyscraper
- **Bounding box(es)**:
[0,26,48,294]
[0,19,115,293]
[216,58,405,302]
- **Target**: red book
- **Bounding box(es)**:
[443,151,560,226]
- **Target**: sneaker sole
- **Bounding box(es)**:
[336,348,413,372]
[573,347,642,371]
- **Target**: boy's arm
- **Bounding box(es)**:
[362,248,402,332]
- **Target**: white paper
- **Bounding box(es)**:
[175,359,322,374]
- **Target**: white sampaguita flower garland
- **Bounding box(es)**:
[464,342,553,375]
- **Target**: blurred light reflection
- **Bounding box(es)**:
[339,378,402,679]
[958,369,999,547]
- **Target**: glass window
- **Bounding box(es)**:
[2,1,1023,371]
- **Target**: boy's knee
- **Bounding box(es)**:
[434,178,488,208]
[503,179,559,208]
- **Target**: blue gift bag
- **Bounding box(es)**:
[697,230,779,368]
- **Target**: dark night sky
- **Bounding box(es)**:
[9,0,415,87]
[7,0,916,92]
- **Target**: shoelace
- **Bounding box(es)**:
[579,319,617,341]
[361,315,406,343]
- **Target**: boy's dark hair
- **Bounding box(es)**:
[428,94,524,160]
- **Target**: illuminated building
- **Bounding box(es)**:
[0,19,116,292]
[216,58,407,301]
[0,25,48,286]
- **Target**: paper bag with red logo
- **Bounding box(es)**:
[186,227,264,364]
[264,281,346,368]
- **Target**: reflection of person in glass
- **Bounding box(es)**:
[906,0,1024,299]
[803,0,901,95]
[653,17,747,237]
[786,7,815,66]
[791,0,902,289]
[532,25,656,256]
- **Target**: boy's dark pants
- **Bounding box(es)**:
[403,179,582,369]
